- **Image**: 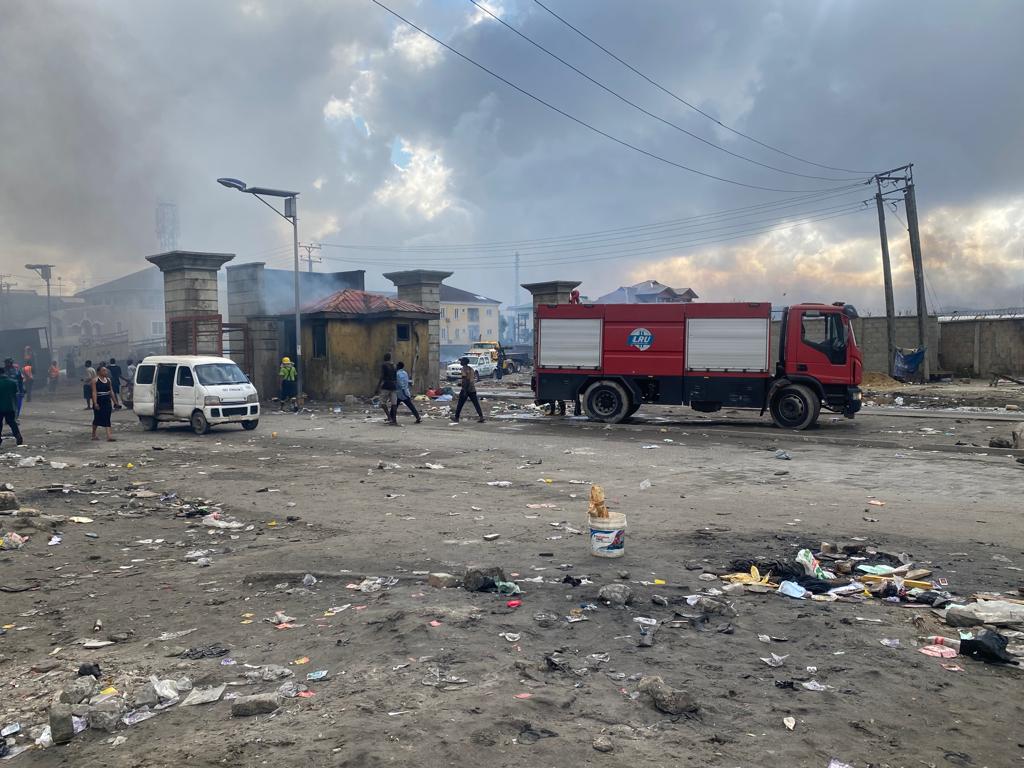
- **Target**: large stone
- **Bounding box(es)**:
[637,676,698,715]
[0,491,19,511]
[87,699,126,732]
[49,704,75,745]
[598,584,635,608]
[593,735,614,753]
[463,566,505,592]
[428,572,461,589]
[59,677,97,705]
[989,436,1013,449]
[132,682,160,709]
[231,693,280,717]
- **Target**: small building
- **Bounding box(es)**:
[297,289,436,399]
[439,284,501,362]
[595,280,697,304]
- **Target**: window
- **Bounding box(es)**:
[312,323,327,359]
[116,321,123,333]
[468,324,480,341]
[396,323,411,342]
[801,312,846,363]
[453,307,460,319]
[176,366,194,386]
[468,308,480,322]
[195,363,248,385]
[486,308,493,316]
[455,328,461,339]
[135,365,155,385]
[441,327,448,342]
[152,321,165,336]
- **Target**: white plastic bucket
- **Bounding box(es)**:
[589,512,626,558]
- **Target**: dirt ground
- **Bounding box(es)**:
[2,383,1024,768]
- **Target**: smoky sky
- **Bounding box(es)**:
[1,0,1022,312]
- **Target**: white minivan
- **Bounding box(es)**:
[133,355,260,434]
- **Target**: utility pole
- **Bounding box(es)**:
[874,181,897,376]
[299,243,321,273]
[513,251,520,344]
[0,275,13,330]
[25,264,55,366]
[903,180,929,381]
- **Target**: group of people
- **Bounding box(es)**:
[376,354,485,425]
[0,353,66,446]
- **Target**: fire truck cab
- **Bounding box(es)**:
[532,301,862,430]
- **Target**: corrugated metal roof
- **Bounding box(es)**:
[302,289,434,316]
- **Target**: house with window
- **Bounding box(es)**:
[54,267,167,364]
[295,289,436,398]
[439,284,501,362]
[595,280,698,304]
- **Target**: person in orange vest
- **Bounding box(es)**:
[21,360,34,403]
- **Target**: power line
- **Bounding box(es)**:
[322,198,871,263]
[531,0,878,176]
[469,0,865,182]
[321,205,871,268]
[368,0,861,194]
[317,184,866,254]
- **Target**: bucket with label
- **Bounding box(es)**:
[589,511,627,558]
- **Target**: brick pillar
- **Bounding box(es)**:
[146,250,235,354]
[521,280,581,307]
[384,270,451,389]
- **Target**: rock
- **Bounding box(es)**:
[428,572,461,589]
[989,436,1013,449]
[59,677,97,705]
[231,693,280,717]
[1007,404,1020,412]
[463,566,506,592]
[593,735,614,753]
[77,663,101,677]
[163,646,187,658]
[598,583,634,608]
[132,683,160,709]
[638,676,698,715]
[71,703,94,718]
[1017,457,1024,465]
[0,491,19,511]
[1013,423,1024,449]
[49,703,76,744]
[108,632,131,643]
[616,570,630,580]
[31,659,60,673]
[87,699,126,732]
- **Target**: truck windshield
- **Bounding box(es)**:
[195,363,248,386]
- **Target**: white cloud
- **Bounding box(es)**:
[309,213,341,241]
[238,1,265,19]
[390,25,443,69]
[312,177,326,190]
[467,0,506,26]
[374,140,454,220]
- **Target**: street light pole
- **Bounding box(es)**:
[216,178,303,407]
[25,264,55,366]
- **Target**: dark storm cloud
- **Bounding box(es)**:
[1,0,1022,309]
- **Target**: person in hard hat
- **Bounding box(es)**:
[278,357,297,411]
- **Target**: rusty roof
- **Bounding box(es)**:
[301,289,435,317]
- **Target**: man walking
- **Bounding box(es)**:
[4,360,25,416]
[47,360,60,396]
[451,356,485,423]
[122,360,136,408]
[0,367,23,446]
[108,358,123,406]
[395,361,421,424]
[278,357,297,411]
[21,360,33,403]
[376,353,399,425]
[82,360,96,409]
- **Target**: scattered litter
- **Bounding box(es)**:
[783,716,796,731]
[760,653,788,667]
[487,481,512,488]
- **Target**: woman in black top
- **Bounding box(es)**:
[91,365,120,441]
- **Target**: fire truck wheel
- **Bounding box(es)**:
[584,381,631,424]
[625,403,641,419]
[769,384,820,430]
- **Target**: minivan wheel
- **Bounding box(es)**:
[241,420,259,430]
[190,410,210,435]
[138,416,158,431]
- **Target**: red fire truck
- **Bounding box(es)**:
[532,301,863,430]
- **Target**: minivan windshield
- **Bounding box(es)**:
[195,363,249,386]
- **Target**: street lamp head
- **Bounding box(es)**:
[217,177,247,191]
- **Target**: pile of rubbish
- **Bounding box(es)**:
[721,543,1024,666]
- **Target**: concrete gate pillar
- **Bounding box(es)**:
[521,280,581,307]
[383,269,451,388]
[146,250,235,354]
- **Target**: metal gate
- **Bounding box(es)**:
[167,315,253,378]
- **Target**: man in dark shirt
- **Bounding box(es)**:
[108,358,123,405]
[377,352,399,425]
[451,356,485,423]
[0,369,24,445]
